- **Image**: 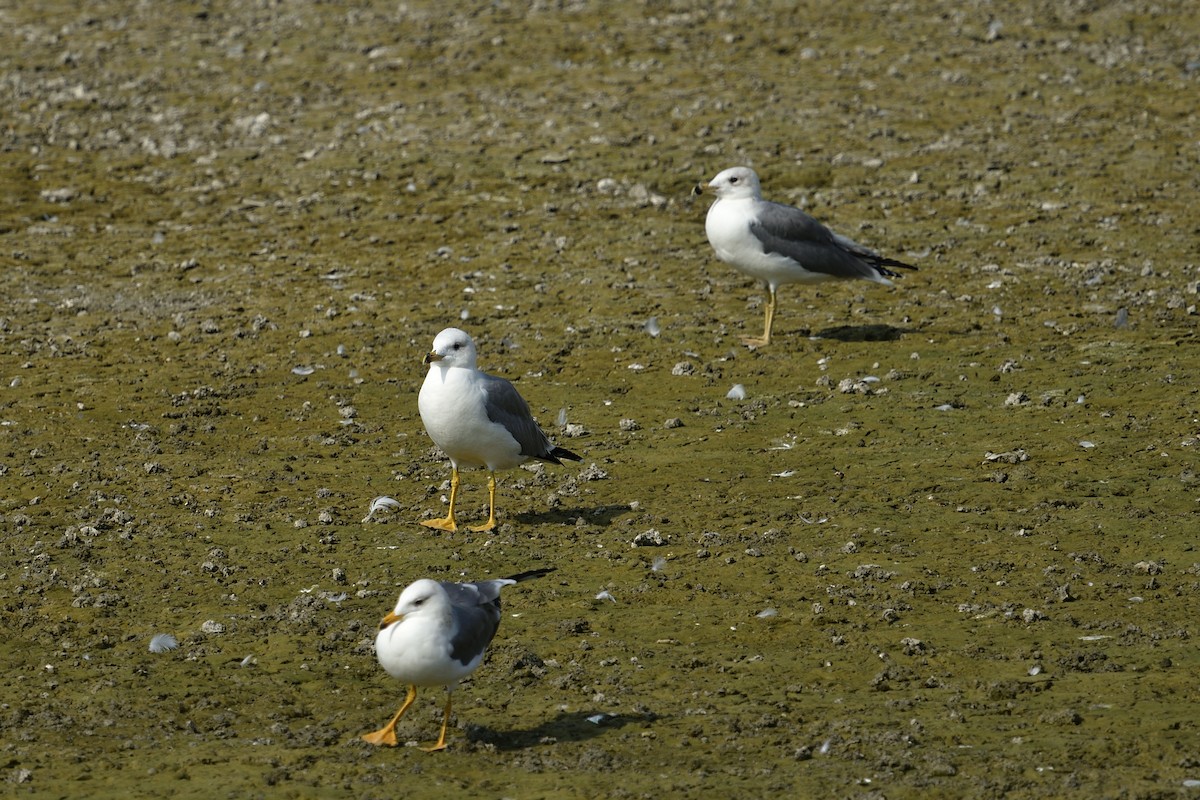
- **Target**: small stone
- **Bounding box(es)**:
[632,529,665,547]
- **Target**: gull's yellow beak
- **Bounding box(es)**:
[423,350,443,365]
[378,610,403,630]
[691,181,709,197]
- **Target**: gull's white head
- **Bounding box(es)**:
[424,327,478,369]
[379,578,450,631]
[700,166,763,201]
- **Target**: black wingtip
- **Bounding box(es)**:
[551,446,583,462]
[506,567,556,583]
[875,256,918,276]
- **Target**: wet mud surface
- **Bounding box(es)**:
[2,1,1199,797]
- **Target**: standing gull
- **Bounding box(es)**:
[361,567,554,750]
[418,327,581,532]
[694,166,917,346]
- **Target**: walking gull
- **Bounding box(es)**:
[693,166,917,346]
[361,568,554,750]
[418,327,581,532]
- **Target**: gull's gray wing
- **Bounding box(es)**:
[442,569,554,666]
[751,200,916,280]
[479,373,579,463]
[442,579,507,666]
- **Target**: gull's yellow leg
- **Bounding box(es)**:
[361,684,418,746]
[742,286,776,347]
[421,693,454,753]
[421,468,460,531]
[469,473,498,532]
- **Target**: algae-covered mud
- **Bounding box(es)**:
[2,1,1198,797]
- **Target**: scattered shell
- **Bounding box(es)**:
[984,449,1028,464]
[837,378,875,395]
[726,384,747,400]
[362,495,401,522]
[632,529,665,547]
[149,633,178,654]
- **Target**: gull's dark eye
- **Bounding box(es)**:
[729,176,739,183]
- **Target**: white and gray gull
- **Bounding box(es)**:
[361,567,554,750]
[694,166,917,347]
[418,327,581,532]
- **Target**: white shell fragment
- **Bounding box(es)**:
[727,384,747,400]
[149,633,178,654]
[362,495,401,522]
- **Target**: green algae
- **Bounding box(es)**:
[2,1,1199,798]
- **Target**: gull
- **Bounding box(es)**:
[361,567,554,751]
[418,327,582,532]
[693,166,917,346]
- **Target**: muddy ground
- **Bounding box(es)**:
[2,0,1199,797]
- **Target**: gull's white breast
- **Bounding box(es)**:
[418,366,524,470]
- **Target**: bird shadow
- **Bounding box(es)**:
[466,710,651,751]
[513,503,631,528]
[808,323,911,342]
